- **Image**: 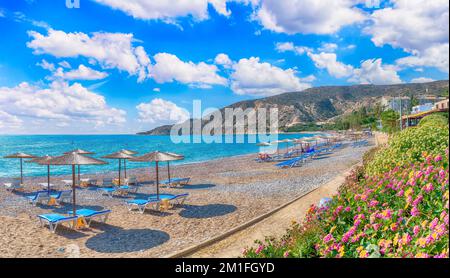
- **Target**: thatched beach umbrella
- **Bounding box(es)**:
[28,155,54,194]
[3,153,36,184]
[46,152,107,216]
[64,149,94,185]
[130,151,184,199]
[164,152,184,184]
[102,151,135,184]
[277,139,293,154]
[118,149,137,178]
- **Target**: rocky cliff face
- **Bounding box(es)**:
[138,80,449,135]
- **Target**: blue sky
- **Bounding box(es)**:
[0,0,448,134]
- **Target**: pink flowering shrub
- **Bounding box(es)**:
[244,117,449,258]
[315,152,448,258]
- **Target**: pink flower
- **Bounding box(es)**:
[413,195,423,206]
[435,155,442,162]
[413,225,420,236]
[429,218,439,230]
[323,234,334,243]
[283,251,290,258]
[422,183,434,193]
[411,206,420,217]
[255,245,264,254]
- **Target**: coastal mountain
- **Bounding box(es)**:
[138,80,449,135]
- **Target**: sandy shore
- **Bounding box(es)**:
[0,142,372,258]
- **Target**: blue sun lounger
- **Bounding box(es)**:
[161,177,191,187]
[26,191,52,206]
[276,153,312,168]
[38,213,78,233]
[50,190,72,205]
[67,208,111,227]
[125,198,161,214]
[98,185,136,198]
[149,193,189,206]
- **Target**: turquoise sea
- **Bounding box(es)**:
[0,134,316,178]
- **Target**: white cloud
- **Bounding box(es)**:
[275,42,311,55]
[349,59,402,85]
[36,59,55,71]
[215,53,233,68]
[307,52,354,78]
[136,98,190,126]
[307,51,402,85]
[92,0,233,22]
[365,0,449,72]
[0,111,23,129]
[318,43,338,53]
[254,0,366,35]
[411,77,435,83]
[230,57,312,96]
[58,61,71,68]
[27,29,151,82]
[150,53,227,87]
[0,81,126,130]
[53,65,109,81]
[396,43,449,73]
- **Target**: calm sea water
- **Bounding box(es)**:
[0,134,315,178]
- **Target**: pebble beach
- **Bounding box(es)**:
[0,142,372,258]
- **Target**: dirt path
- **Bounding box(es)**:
[183,165,357,258]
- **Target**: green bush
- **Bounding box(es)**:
[418,113,448,127]
[366,122,449,176]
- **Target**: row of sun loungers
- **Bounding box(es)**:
[352,140,369,148]
[4,175,192,233]
[37,193,189,232]
[275,143,343,169]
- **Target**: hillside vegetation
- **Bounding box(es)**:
[139,80,449,135]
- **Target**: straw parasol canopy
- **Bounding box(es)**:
[102,151,135,183]
[120,149,138,155]
[64,149,94,155]
[130,151,184,199]
[3,152,36,184]
[28,155,54,194]
[256,142,272,147]
[45,152,107,216]
[64,149,95,185]
[117,150,137,178]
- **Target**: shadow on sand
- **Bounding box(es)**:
[179,204,237,219]
[181,183,216,190]
[85,227,170,253]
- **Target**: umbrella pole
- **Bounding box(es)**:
[118,159,121,185]
[47,165,51,195]
[72,165,76,216]
[77,165,80,186]
[20,158,23,184]
[124,159,127,179]
[167,162,171,184]
[156,161,160,199]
